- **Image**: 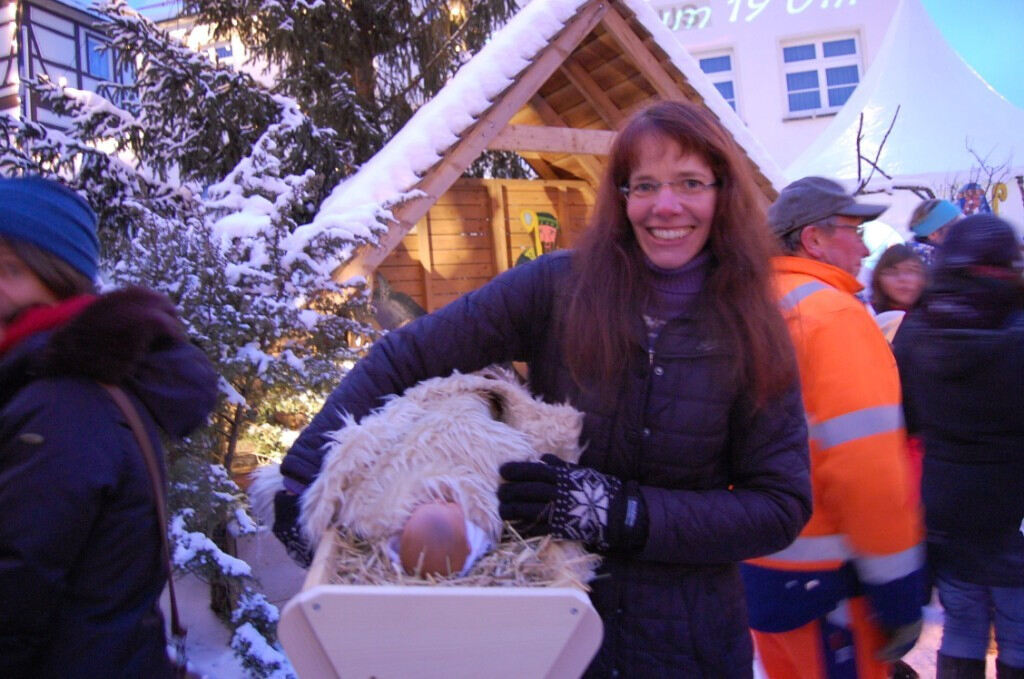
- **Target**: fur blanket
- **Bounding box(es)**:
[251,368,595,582]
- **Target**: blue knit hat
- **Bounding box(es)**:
[0,175,99,280]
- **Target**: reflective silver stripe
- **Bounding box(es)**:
[767,534,853,562]
[779,281,830,311]
[809,404,905,450]
[855,544,925,584]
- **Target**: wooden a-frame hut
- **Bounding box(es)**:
[316,0,785,317]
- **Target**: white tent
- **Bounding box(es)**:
[787,0,1024,228]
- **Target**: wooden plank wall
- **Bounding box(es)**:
[378,177,594,312]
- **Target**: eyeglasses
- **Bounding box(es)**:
[619,178,719,199]
[820,219,865,240]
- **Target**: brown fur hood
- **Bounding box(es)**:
[1,287,218,439]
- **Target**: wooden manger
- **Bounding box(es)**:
[278,530,604,679]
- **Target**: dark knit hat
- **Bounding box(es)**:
[768,176,887,238]
[0,175,99,280]
[936,214,1023,276]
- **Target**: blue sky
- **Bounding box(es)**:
[920,0,1024,107]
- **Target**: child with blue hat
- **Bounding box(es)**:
[907,198,962,267]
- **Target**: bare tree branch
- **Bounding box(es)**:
[965,142,1010,195]
[861,155,894,182]
[861,106,900,189]
[860,184,935,200]
[856,112,864,189]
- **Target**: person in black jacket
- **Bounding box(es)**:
[0,176,217,678]
[893,214,1024,679]
[272,101,812,676]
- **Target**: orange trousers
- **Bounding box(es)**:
[753,596,890,679]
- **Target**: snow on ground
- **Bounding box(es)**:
[165,528,305,679]
[174,532,1000,678]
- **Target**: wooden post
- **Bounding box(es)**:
[487,182,511,274]
[557,186,572,246]
[415,214,435,311]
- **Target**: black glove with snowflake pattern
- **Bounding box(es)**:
[497,454,648,553]
[272,490,313,569]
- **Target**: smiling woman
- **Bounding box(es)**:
[274,100,812,676]
[622,136,717,270]
[562,100,797,402]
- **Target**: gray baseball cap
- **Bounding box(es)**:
[768,177,888,238]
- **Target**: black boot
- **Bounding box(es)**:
[937,653,986,679]
[997,660,1024,679]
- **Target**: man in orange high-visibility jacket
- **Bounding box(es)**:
[742,177,926,679]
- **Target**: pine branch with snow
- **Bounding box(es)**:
[184,0,520,166]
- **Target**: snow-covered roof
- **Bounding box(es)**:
[311,0,785,275]
[41,0,105,20]
[313,0,589,241]
[787,0,1024,183]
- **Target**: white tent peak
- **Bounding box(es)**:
[786,0,1024,183]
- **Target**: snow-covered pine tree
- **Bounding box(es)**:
[183,0,530,176]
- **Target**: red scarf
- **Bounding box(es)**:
[0,295,97,356]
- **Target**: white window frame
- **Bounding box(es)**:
[780,34,861,119]
[696,49,738,113]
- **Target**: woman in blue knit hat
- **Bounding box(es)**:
[0,175,218,678]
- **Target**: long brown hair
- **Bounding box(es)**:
[562,100,794,404]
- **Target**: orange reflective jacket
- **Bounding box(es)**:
[745,256,924,633]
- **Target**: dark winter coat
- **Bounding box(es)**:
[893,276,1024,587]
[0,289,218,679]
[282,252,812,677]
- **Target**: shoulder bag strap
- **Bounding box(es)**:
[100,383,186,640]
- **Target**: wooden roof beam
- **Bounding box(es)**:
[334,0,609,284]
[559,59,625,128]
[528,95,606,185]
[600,5,687,101]
[487,124,615,155]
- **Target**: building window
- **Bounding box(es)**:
[214,44,233,60]
[85,35,110,80]
[782,36,860,116]
[697,52,736,111]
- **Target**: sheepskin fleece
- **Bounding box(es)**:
[300,368,584,548]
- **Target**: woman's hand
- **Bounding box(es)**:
[498,455,647,552]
